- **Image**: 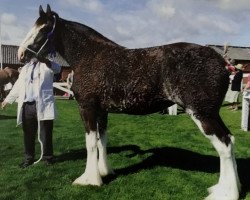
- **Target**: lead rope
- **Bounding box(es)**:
[20,16,56,164]
[33,62,43,164]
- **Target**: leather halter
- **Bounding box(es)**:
[20,15,57,58]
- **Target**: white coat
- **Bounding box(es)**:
[4,61,61,125]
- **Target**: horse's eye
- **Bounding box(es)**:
[41,28,48,33]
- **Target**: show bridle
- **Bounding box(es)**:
[20,15,57,58]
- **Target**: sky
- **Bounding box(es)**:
[1,0,250,48]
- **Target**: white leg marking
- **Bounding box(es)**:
[186,108,207,137]
[73,131,102,186]
[97,131,114,176]
[187,109,240,200]
[206,135,240,200]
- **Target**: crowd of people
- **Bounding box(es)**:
[225,59,250,111]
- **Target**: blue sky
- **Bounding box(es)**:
[1,0,250,48]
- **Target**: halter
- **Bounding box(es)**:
[21,15,57,58]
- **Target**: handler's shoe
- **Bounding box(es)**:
[43,158,54,166]
[232,106,239,111]
[19,160,34,168]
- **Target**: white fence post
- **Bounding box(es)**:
[168,104,177,115]
[241,90,250,131]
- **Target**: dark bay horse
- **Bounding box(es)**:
[17,5,240,200]
[0,67,19,101]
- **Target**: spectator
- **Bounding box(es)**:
[229,64,244,111]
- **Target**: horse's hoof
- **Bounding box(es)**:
[207,184,219,194]
[205,184,239,200]
[205,193,238,200]
[72,173,102,186]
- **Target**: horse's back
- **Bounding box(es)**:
[74,42,228,116]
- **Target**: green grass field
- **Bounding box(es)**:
[1,100,250,200]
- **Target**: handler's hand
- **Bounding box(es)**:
[1,101,8,110]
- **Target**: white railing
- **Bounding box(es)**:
[53,82,74,96]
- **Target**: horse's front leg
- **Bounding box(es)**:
[73,108,102,186]
[97,112,114,176]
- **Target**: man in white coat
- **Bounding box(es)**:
[2,57,61,168]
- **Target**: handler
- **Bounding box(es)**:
[1,56,61,168]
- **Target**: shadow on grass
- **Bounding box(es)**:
[55,145,250,198]
[0,115,16,120]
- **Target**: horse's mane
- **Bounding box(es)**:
[60,18,121,47]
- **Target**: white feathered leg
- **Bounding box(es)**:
[73,131,102,186]
[97,131,114,176]
[205,135,240,200]
[188,110,240,200]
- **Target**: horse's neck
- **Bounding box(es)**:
[57,19,121,66]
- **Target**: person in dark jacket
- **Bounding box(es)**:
[230,64,244,111]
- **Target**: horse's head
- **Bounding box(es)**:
[18,4,58,63]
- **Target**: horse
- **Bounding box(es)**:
[17,5,240,200]
[0,67,19,101]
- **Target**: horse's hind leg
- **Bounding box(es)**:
[187,109,240,200]
[97,112,114,176]
[215,116,241,192]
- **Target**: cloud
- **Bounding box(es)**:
[147,0,175,18]
[2,0,250,47]
[58,0,103,12]
[197,15,237,34]
[87,0,243,48]
[0,12,30,45]
[1,31,10,41]
[1,24,27,45]
[1,13,17,25]
[217,0,250,11]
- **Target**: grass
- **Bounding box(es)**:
[1,100,250,199]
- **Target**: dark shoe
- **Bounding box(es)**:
[19,160,34,168]
[43,158,54,166]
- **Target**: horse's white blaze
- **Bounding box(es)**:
[97,131,114,176]
[73,131,102,186]
[17,24,45,60]
[187,109,239,200]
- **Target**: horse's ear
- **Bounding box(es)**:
[39,5,45,17]
[46,4,52,14]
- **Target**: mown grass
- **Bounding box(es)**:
[1,100,250,200]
